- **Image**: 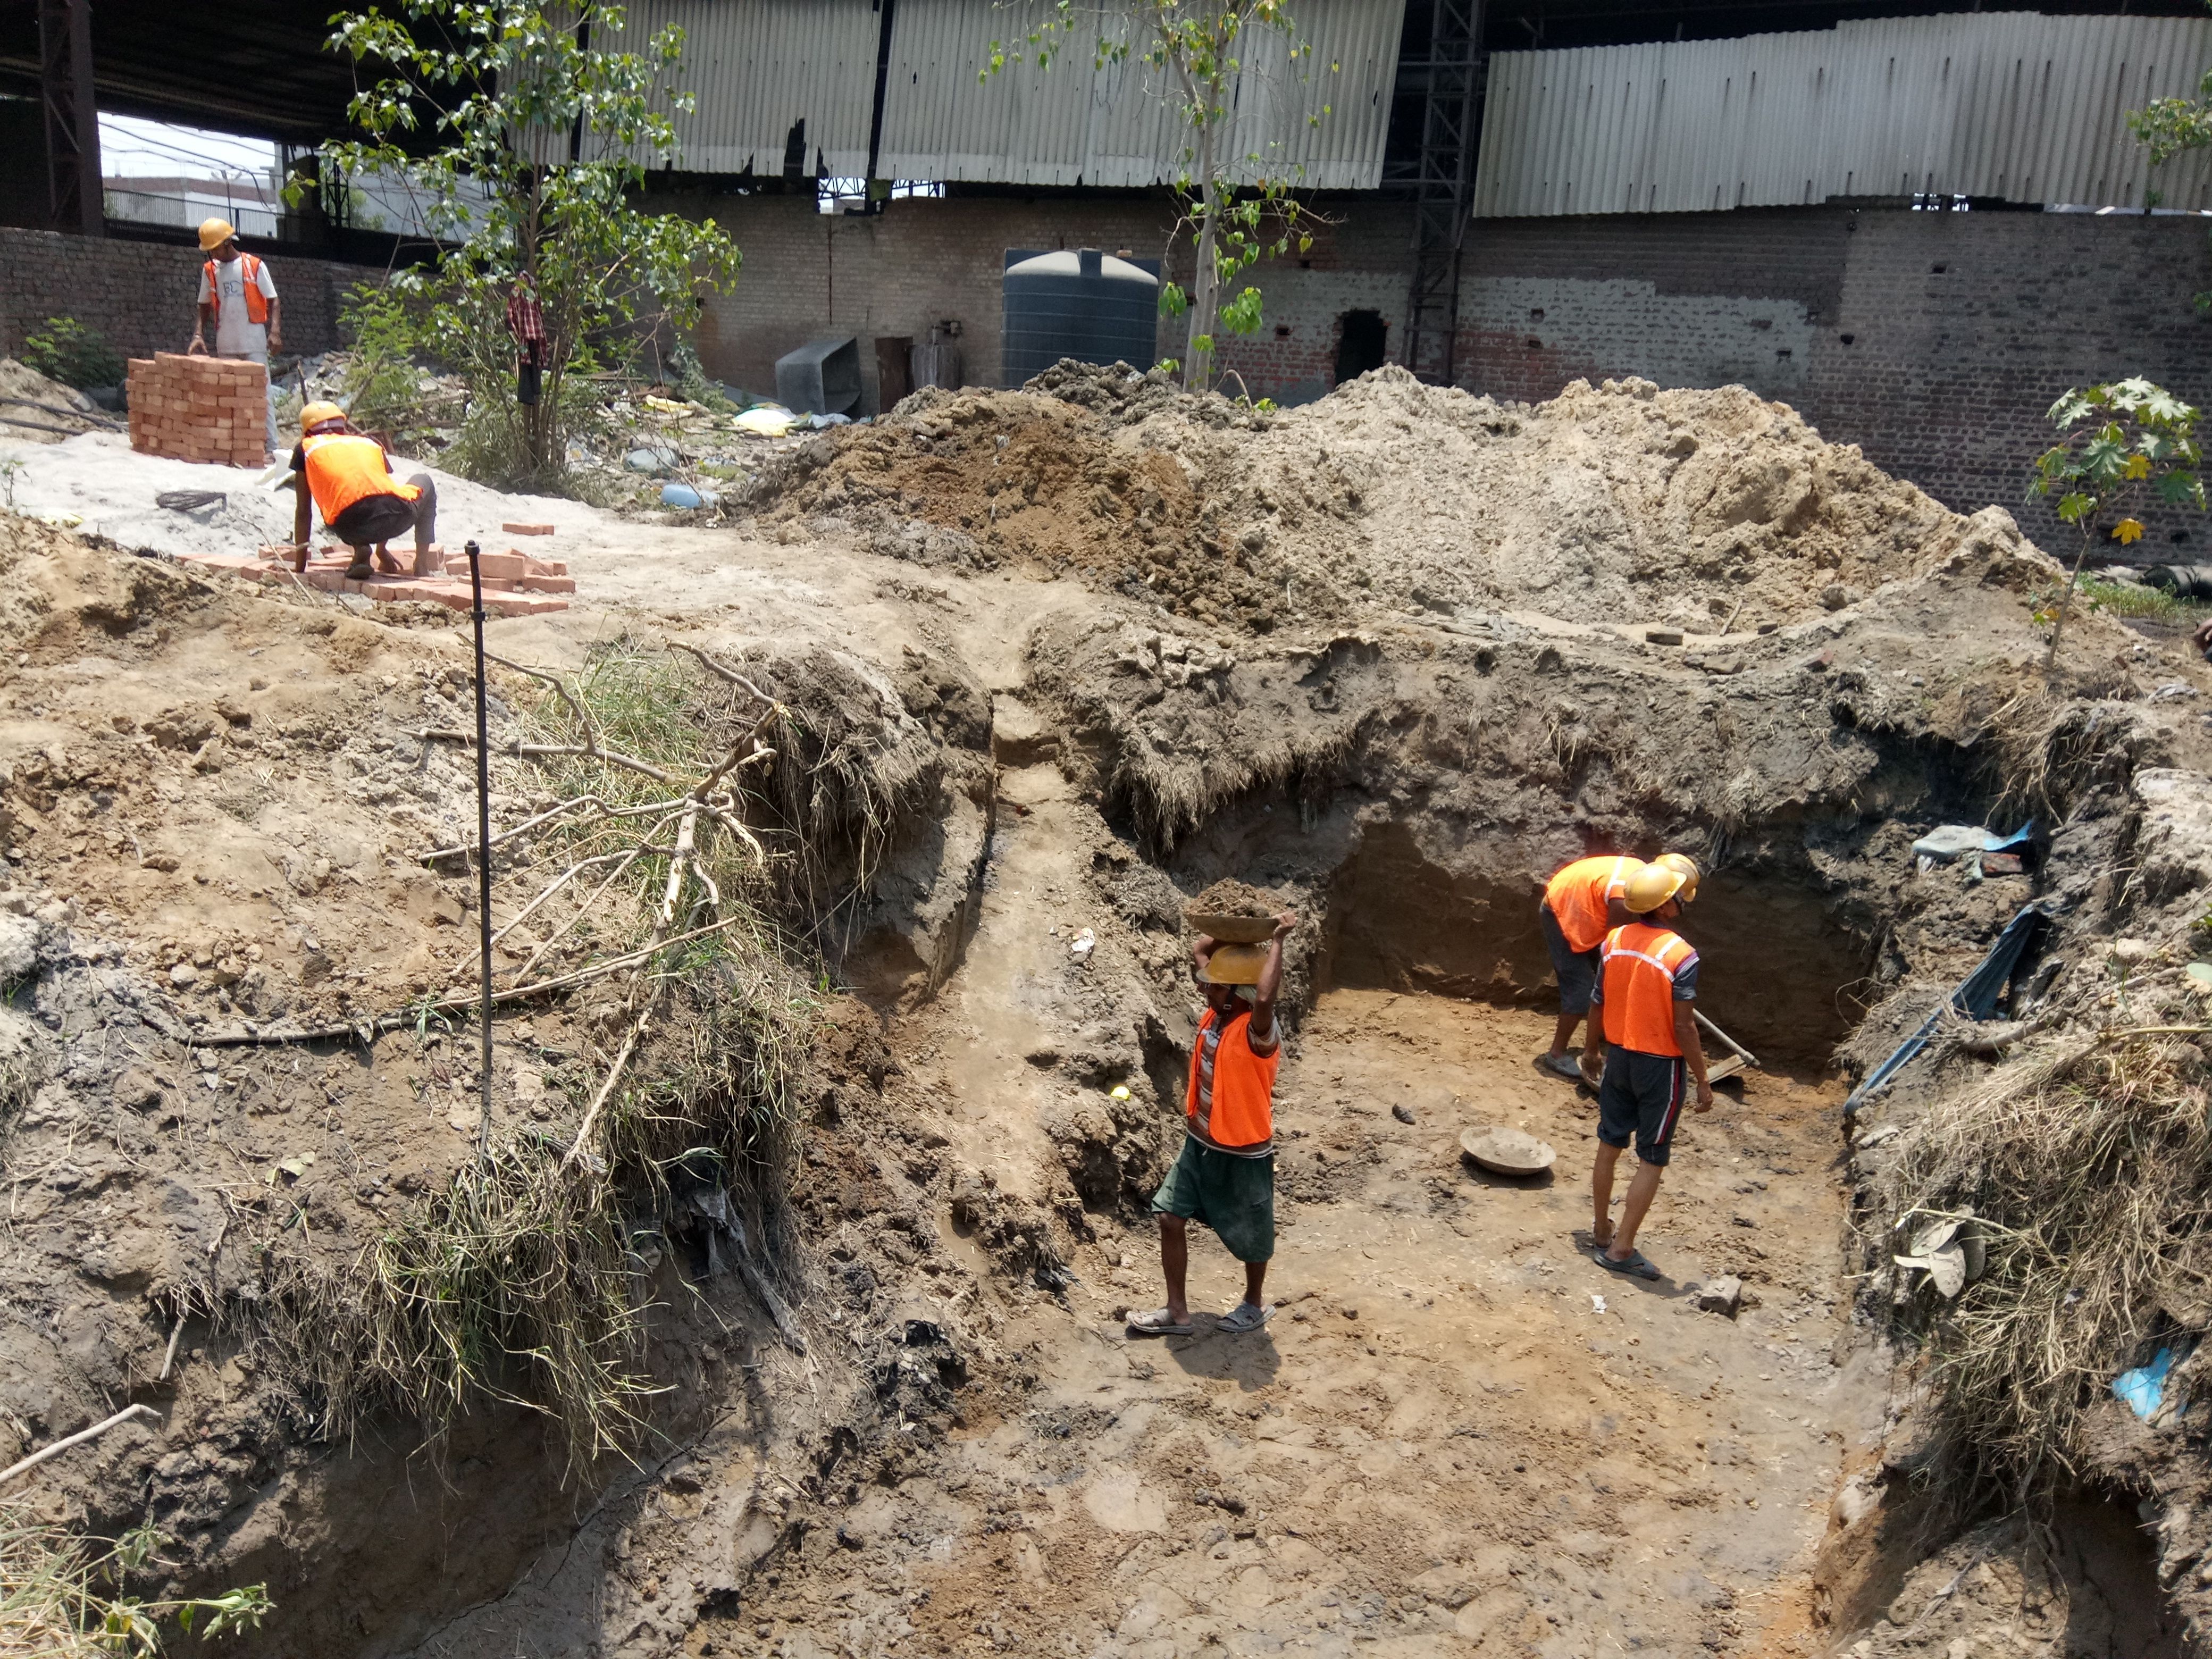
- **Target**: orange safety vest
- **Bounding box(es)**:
[298,431,418,525]
[1597,923,1698,1057]
[1185,1006,1279,1150]
[1544,854,1645,954]
[204,252,271,326]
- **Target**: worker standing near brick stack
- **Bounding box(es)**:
[188,218,281,459]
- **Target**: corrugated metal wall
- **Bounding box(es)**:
[625,0,879,178]
[1473,11,2212,217]
[873,0,1405,188]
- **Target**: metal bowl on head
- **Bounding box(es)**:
[1184,912,1278,945]
[1459,1126,1557,1177]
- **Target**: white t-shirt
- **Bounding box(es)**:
[197,255,278,358]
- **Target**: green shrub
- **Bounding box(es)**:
[21,317,125,390]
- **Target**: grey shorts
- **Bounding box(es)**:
[1539,900,1600,1018]
[1597,1048,1688,1167]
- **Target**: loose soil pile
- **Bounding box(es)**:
[748,363,1963,635]
[1185,876,1281,919]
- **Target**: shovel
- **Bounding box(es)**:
[1694,1010,1758,1084]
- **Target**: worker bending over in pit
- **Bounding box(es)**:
[1130,911,1296,1338]
[287,403,440,582]
[187,218,282,460]
[1588,861,1712,1281]
[1538,851,1699,1084]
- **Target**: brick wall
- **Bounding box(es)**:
[1451,206,2212,552]
[0,227,375,372]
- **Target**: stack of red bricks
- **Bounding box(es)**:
[169,544,574,617]
[126,353,267,467]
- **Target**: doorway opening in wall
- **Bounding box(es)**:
[1334,309,1387,385]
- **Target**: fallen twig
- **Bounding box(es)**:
[0,1404,160,1487]
[414,791,691,861]
[669,639,776,706]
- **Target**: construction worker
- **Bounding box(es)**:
[1130,911,1297,1338]
[1588,860,1712,1281]
[287,403,440,582]
[1536,852,1649,1080]
[187,218,281,458]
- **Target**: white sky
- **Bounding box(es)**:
[99,114,278,180]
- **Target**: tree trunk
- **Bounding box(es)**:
[1185,178,1220,392]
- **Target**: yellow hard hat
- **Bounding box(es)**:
[197,218,237,252]
[1653,852,1700,903]
[299,401,347,434]
[1201,943,1267,985]
[1623,864,1687,915]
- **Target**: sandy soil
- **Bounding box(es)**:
[693,992,1878,1659]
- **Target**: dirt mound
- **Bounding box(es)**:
[1186,876,1281,918]
[747,365,1981,637]
[0,358,106,446]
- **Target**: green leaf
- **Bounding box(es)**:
[2057,491,2097,524]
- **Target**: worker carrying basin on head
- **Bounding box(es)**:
[1537,850,1700,1084]
[286,403,441,582]
[188,217,282,460]
[1129,910,1297,1340]
[1588,859,1713,1283]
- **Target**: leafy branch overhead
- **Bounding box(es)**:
[989,1,1334,392]
[319,2,741,489]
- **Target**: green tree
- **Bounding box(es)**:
[2127,5,2212,304]
[321,1,740,489]
[2029,378,2206,673]
[991,1,1330,391]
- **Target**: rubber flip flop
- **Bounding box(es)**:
[1218,1301,1273,1334]
[1538,1052,1585,1082]
[1592,1247,1662,1280]
[1127,1308,1195,1337]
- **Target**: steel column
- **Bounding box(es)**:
[1400,0,1483,384]
[38,0,103,237]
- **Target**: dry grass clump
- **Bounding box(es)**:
[1888,1026,2212,1504]
[250,639,829,1473]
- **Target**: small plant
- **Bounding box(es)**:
[2028,378,2206,674]
[21,317,125,391]
[334,282,435,440]
[0,1501,272,1656]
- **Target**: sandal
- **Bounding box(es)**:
[1218,1301,1273,1334]
[1127,1308,1195,1338]
[1592,1247,1662,1281]
[1537,1052,1584,1082]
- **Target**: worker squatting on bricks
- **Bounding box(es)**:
[287,402,442,582]
[1129,911,1298,1339]
[1588,860,1715,1281]
[1537,850,1703,1084]
[187,217,282,459]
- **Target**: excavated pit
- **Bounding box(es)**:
[9,364,2212,1658]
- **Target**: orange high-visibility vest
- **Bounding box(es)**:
[1185,1007,1279,1149]
[1544,855,1645,954]
[299,431,418,525]
[1597,923,1699,1057]
[204,253,271,326]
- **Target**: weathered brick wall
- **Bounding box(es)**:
[0,227,370,370]
[1809,210,2212,555]
[1451,205,2212,552]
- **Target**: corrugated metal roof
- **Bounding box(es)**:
[875,0,1405,189]
[1473,11,2212,216]
[623,0,879,178]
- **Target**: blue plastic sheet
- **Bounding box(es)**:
[2114,1347,2176,1419]
[1844,904,2051,1116]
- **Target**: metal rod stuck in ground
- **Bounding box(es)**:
[466,539,495,1167]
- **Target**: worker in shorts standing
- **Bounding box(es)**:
[287,403,440,582]
[1588,861,1712,1281]
[187,219,281,459]
[1130,911,1296,1338]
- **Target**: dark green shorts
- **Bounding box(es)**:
[1152,1136,1276,1263]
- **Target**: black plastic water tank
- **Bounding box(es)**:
[1001,248,1159,388]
